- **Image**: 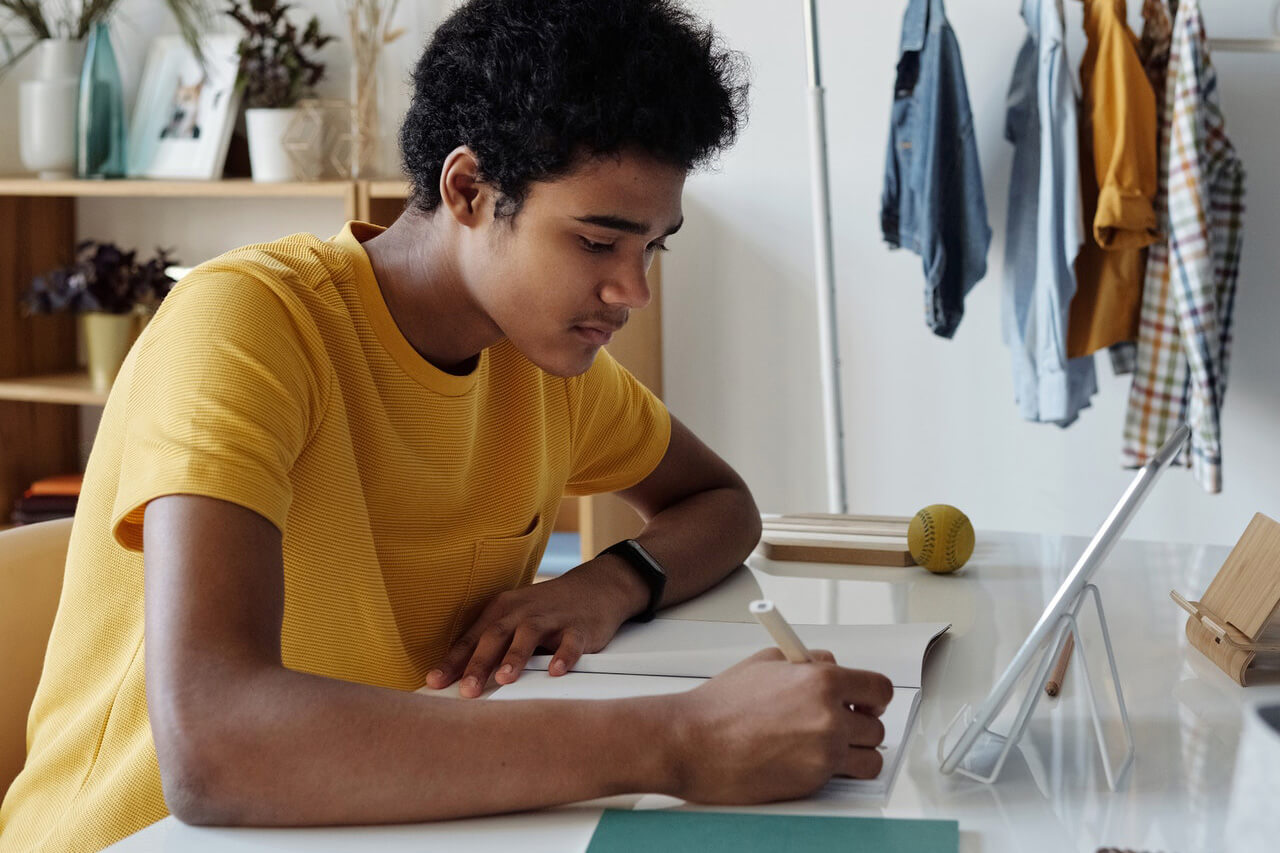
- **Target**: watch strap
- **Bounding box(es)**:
[597,539,667,623]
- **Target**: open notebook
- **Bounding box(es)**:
[490,618,950,799]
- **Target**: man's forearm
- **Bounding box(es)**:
[586,484,760,615]
[158,664,680,826]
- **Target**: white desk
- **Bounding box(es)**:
[109,531,1258,853]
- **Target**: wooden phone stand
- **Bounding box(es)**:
[1171,512,1280,685]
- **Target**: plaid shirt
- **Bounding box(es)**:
[1122,0,1244,493]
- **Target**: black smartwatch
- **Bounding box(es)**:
[597,539,667,623]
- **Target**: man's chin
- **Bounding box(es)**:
[555,349,601,378]
[520,343,600,378]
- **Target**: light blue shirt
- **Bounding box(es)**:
[1002,0,1096,426]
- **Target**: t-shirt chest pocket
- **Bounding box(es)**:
[449,513,546,642]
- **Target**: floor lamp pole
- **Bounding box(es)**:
[802,0,848,517]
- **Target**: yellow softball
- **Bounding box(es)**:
[907,504,974,574]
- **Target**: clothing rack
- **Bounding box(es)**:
[794,0,1278,519]
[1208,38,1280,53]
[1209,2,1280,53]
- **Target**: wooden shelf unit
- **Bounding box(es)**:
[0,177,662,556]
[357,179,411,225]
[0,179,366,519]
[1,193,79,519]
[0,176,358,200]
[0,372,107,406]
[366,180,412,199]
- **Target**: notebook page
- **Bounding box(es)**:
[526,619,949,688]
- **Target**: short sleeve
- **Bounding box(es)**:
[562,348,671,496]
[110,268,329,551]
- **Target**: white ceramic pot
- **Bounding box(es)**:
[245,107,303,182]
[19,39,84,179]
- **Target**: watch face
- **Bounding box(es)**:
[628,541,665,577]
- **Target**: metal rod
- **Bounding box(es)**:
[1206,0,1280,52]
[801,0,847,519]
[802,0,846,627]
[803,0,822,88]
[1207,38,1280,53]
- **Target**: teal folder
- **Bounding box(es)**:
[585,808,959,852]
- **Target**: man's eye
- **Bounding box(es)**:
[579,237,614,253]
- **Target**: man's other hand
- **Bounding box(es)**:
[424,558,644,698]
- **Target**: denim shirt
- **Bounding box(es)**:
[1001,0,1097,426]
[881,0,991,339]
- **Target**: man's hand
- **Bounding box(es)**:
[425,555,647,698]
[667,648,894,804]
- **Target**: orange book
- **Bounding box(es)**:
[24,473,84,498]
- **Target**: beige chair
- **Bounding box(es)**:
[0,518,73,798]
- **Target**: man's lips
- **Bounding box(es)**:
[572,324,619,345]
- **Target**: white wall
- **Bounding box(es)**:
[2,0,1275,546]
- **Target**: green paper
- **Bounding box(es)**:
[586,808,959,852]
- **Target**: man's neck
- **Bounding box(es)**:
[359,211,500,375]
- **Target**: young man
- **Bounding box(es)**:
[0,1,891,850]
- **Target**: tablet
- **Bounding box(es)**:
[938,423,1191,777]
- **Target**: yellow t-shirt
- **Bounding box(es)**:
[0,222,671,852]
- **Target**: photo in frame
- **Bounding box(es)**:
[127,35,241,179]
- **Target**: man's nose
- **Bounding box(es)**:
[602,259,652,310]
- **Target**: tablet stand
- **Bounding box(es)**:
[937,583,1134,790]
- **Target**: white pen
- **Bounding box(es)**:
[749,599,812,663]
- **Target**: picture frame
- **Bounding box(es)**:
[127,35,241,180]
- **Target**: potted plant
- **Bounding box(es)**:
[1,1,211,178]
[21,241,180,393]
[226,0,336,182]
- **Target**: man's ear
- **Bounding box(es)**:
[438,146,493,227]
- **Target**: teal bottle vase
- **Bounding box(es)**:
[76,21,127,179]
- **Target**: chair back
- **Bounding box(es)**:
[0,518,73,797]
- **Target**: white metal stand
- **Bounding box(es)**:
[801,0,847,519]
[802,0,845,626]
[937,584,1135,790]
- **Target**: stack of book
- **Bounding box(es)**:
[759,512,914,566]
[11,473,82,525]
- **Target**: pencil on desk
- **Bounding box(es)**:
[1045,632,1075,697]
[749,599,813,663]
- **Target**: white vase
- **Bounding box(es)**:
[19,39,84,179]
[245,107,303,182]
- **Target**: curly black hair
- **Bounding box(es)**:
[399,0,750,219]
